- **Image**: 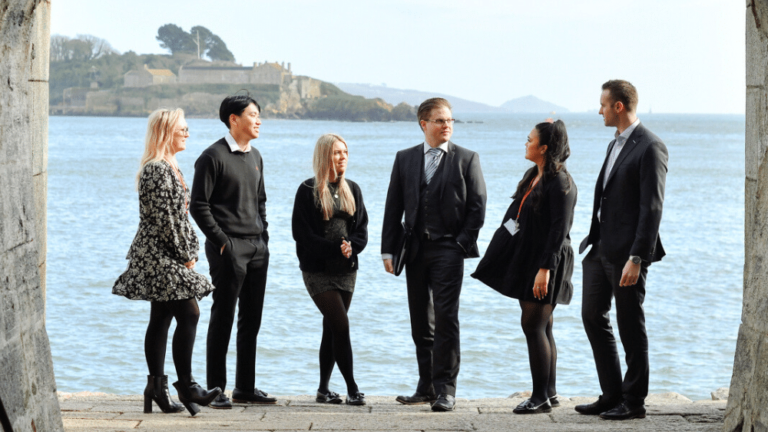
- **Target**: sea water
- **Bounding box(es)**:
[47,113,743,400]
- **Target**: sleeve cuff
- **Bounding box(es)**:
[381,253,393,260]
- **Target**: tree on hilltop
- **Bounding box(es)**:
[190,25,235,62]
[50,34,118,62]
[156,24,196,54]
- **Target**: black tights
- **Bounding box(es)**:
[312,289,358,395]
[145,298,200,379]
[519,300,557,405]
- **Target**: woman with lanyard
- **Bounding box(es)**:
[113,108,221,416]
[472,119,577,414]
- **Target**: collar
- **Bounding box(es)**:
[614,118,641,143]
[423,141,449,154]
[225,132,251,153]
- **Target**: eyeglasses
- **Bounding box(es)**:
[177,127,189,135]
[426,119,455,126]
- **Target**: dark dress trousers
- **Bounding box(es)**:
[579,122,668,407]
[381,141,486,397]
[472,169,577,305]
[190,138,269,393]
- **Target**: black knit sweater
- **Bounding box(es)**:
[190,138,268,247]
[291,178,368,273]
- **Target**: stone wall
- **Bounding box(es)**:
[725,1,768,431]
[0,1,63,431]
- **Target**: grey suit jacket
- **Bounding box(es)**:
[381,141,487,259]
[579,122,668,264]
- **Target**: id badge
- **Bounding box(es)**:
[503,218,519,236]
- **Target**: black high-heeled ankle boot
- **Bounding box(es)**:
[172,375,222,416]
[143,375,184,413]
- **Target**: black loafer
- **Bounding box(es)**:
[209,393,232,409]
[599,402,646,420]
[513,398,552,414]
[346,392,366,406]
[232,388,277,404]
[396,392,437,405]
[574,395,620,415]
[431,394,455,412]
[316,390,343,404]
[549,395,560,408]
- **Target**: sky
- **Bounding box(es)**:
[51,0,745,114]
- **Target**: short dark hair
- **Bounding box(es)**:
[219,94,261,129]
[417,98,452,131]
[602,80,638,113]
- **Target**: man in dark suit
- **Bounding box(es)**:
[576,80,668,420]
[190,95,276,409]
[381,98,486,412]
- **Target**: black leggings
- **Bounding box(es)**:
[312,289,358,395]
[519,300,557,405]
[145,298,200,379]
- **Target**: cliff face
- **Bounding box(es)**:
[0,1,63,431]
[725,1,768,431]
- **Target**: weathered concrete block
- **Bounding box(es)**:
[33,170,47,266]
[711,387,729,401]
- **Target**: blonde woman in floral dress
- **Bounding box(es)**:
[113,108,221,416]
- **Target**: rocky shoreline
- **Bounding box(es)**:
[58,390,729,431]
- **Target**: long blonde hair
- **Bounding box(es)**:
[313,133,356,220]
[136,108,185,187]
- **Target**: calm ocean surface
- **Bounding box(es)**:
[47,113,744,400]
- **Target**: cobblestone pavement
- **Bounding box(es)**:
[59,393,726,431]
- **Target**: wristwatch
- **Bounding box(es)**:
[629,255,642,265]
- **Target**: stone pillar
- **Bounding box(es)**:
[725,1,768,431]
[0,1,63,431]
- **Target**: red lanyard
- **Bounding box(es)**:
[517,176,540,220]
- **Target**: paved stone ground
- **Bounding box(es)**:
[59,392,726,431]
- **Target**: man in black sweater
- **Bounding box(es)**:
[190,95,275,408]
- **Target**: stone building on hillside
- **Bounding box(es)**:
[178,61,293,86]
[124,65,177,87]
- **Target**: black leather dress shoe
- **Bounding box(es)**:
[316,390,343,404]
[513,399,552,414]
[209,393,232,409]
[549,395,560,408]
[346,392,366,406]
[574,396,620,415]
[232,388,277,404]
[395,392,437,405]
[431,394,456,412]
[599,402,646,420]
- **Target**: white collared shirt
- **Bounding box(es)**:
[224,132,251,153]
[423,141,449,170]
[599,118,640,221]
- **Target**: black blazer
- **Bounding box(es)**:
[292,178,368,273]
[579,122,668,264]
[381,141,487,259]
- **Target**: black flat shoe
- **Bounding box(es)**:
[431,394,455,412]
[574,395,620,415]
[232,388,277,404]
[395,392,437,405]
[513,398,552,414]
[316,390,343,404]
[549,395,561,408]
[209,393,232,409]
[599,402,646,420]
[346,392,366,406]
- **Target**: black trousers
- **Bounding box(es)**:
[205,237,269,393]
[581,243,649,406]
[404,238,464,397]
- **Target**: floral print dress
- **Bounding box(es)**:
[113,160,214,301]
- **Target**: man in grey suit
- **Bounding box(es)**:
[381,98,486,411]
[576,80,668,420]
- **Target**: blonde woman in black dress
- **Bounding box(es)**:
[292,133,368,406]
[113,108,221,416]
